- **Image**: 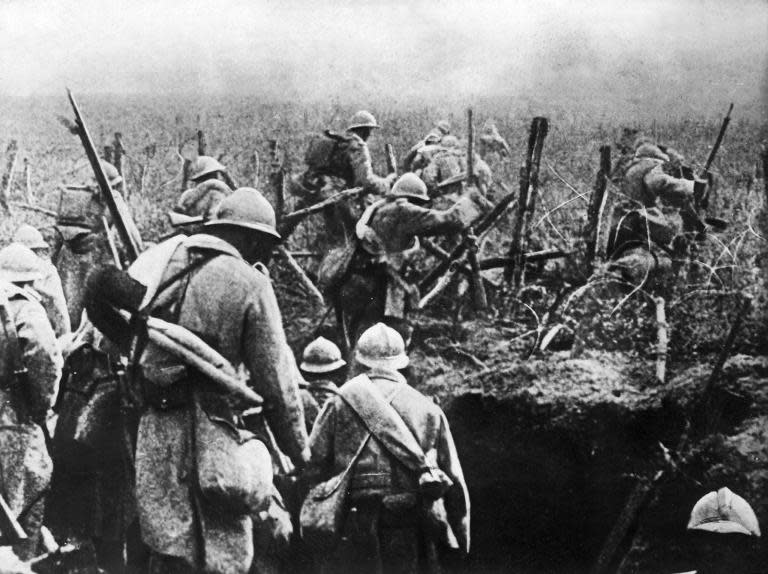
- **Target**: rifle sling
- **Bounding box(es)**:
[339,375,432,475]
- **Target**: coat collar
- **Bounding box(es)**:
[365,367,407,386]
[183,234,243,260]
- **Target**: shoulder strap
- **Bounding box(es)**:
[339,375,430,474]
[0,291,26,377]
[139,250,218,316]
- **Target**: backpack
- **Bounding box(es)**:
[304,131,355,184]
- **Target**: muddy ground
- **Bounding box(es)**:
[404,318,768,573]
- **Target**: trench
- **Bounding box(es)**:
[441,385,688,573]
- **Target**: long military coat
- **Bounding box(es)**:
[129,234,309,573]
[0,281,63,559]
[305,367,470,574]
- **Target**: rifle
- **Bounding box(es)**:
[464,108,488,310]
[103,216,123,270]
[418,183,519,295]
[697,103,733,211]
[0,493,27,546]
[505,116,549,285]
[385,143,398,175]
[278,187,364,236]
[67,90,143,262]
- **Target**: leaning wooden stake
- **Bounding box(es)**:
[584,145,611,274]
[23,157,33,203]
[464,107,488,310]
[197,129,207,156]
[654,296,668,384]
[0,140,18,213]
[113,132,126,196]
[505,117,549,288]
[761,143,768,203]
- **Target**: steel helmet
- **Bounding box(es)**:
[0,243,44,283]
[390,173,429,202]
[347,110,380,131]
[101,161,123,187]
[355,322,409,370]
[204,187,280,239]
[12,224,49,250]
[687,487,761,537]
[190,156,227,182]
[436,120,451,135]
[300,336,347,374]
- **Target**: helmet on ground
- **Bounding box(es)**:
[355,322,409,370]
[347,110,380,131]
[634,143,669,162]
[0,243,44,283]
[12,224,48,250]
[190,156,227,182]
[204,187,281,239]
[436,120,451,135]
[101,161,123,187]
[300,337,346,374]
[687,487,761,537]
[390,173,429,202]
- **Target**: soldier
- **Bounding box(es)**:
[414,135,493,201]
[0,244,63,562]
[289,110,396,245]
[299,336,346,419]
[87,187,310,573]
[675,487,761,573]
[305,322,469,574]
[169,157,233,232]
[335,172,490,345]
[478,120,512,160]
[403,120,452,172]
[607,140,707,284]
[11,224,71,340]
[43,160,139,328]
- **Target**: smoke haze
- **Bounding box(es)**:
[1,0,766,119]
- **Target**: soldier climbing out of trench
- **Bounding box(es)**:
[288,110,396,246]
[324,172,491,349]
[606,138,716,287]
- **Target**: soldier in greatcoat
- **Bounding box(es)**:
[336,172,490,345]
[11,225,71,340]
[298,336,346,427]
[43,161,140,329]
[288,110,396,245]
[305,323,470,574]
[87,187,310,573]
[607,141,707,283]
[0,244,63,562]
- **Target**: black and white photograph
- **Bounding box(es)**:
[0,0,766,572]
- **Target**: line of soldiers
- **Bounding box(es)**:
[0,107,745,574]
[0,163,472,573]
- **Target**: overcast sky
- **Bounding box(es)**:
[0,0,766,117]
